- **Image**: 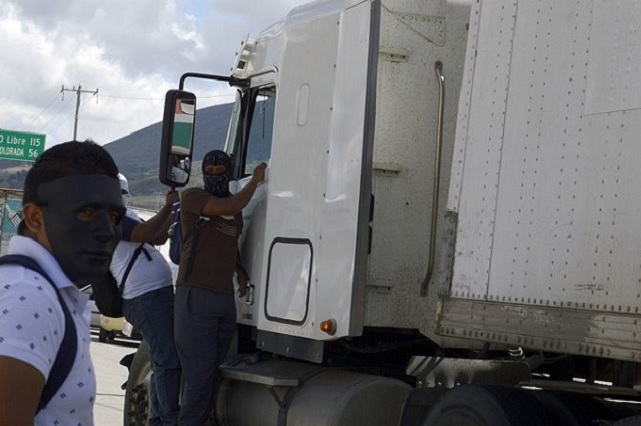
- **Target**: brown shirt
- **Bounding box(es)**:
[176,188,243,294]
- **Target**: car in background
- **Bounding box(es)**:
[99,315,125,342]
[80,285,139,342]
[81,284,102,329]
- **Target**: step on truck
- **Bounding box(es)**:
[123,0,641,424]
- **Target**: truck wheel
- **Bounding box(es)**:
[399,387,448,426]
[531,391,614,425]
[423,385,555,426]
[613,416,641,425]
[123,340,152,426]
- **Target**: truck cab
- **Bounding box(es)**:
[125,0,641,424]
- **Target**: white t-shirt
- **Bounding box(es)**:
[111,209,173,299]
[0,236,96,425]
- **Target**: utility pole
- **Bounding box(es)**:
[61,85,99,140]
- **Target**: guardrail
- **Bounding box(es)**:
[0,189,24,255]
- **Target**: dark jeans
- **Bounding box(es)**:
[174,285,236,426]
[123,286,181,426]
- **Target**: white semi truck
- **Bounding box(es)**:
[124,0,641,424]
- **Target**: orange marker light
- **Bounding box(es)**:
[320,319,337,336]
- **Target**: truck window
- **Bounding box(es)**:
[244,87,275,175]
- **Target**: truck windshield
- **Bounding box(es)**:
[226,86,276,178]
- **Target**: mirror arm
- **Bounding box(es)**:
[179,73,249,90]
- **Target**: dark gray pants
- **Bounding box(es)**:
[174,285,236,426]
[123,286,181,426]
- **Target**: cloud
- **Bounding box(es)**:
[0,0,309,148]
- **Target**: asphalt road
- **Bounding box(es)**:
[90,329,140,425]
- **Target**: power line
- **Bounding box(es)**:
[61,85,99,140]
[27,93,61,125]
[99,94,164,101]
[37,96,74,133]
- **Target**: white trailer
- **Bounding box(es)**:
[125,0,641,424]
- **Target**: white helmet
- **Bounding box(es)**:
[118,173,131,207]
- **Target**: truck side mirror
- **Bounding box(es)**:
[159,90,196,188]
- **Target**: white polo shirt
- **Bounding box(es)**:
[111,209,173,299]
[0,236,96,425]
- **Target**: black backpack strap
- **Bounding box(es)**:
[119,243,148,294]
[184,216,210,281]
[0,254,77,413]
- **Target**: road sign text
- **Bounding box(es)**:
[0,130,46,162]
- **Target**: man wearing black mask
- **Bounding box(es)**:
[174,149,266,425]
[0,140,125,424]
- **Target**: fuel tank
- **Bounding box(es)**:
[216,358,411,425]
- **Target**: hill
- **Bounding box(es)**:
[0,102,233,209]
[104,102,233,200]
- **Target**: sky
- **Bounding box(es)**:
[0,0,310,148]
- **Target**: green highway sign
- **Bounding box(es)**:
[0,129,46,162]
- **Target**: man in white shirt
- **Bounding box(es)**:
[112,174,181,426]
[0,140,125,425]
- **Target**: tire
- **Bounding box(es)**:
[422,385,556,426]
[399,388,448,426]
[123,340,152,426]
[531,391,615,425]
[612,415,641,425]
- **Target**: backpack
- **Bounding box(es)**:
[168,201,209,273]
[0,254,77,413]
[92,243,149,318]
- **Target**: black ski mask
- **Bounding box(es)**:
[36,174,124,287]
[202,150,232,197]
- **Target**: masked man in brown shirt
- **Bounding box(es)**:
[174,150,266,425]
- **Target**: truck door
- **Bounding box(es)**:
[241,0,379,345]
